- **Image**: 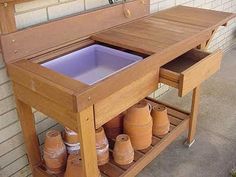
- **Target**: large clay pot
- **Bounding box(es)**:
[104,114,124,140]
[43,130,67,174]
[95,127,109,166]
[124,100,153,150]
[64,153,83,177]
[113,134,134,165]
[63,127,80,154]
[151,105,170,136]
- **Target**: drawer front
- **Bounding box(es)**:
[179,50,222,96]
[159,69,180,89]
[160,49,223,97]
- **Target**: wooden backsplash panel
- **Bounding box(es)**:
[1,0,150,63]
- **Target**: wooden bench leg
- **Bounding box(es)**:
[77,106,100,177]
[15,98,41,175]
[185,86,201,147]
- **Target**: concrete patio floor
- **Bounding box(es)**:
[138,44,236,177]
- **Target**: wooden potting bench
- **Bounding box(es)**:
[0,1,235,176]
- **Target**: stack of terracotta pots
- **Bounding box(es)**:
[104,114,124,140]
[63,127,80,154]
[124,100,153,150]
[43,130,67,174]
[95,127,109,166]
[151,104,170,136]
[113,134,134,165]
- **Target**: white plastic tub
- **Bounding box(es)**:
[42,44,143,85]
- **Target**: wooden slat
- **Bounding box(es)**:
[108,150,143,171]
[154,6,236,29]
[151,136,161,146]
[139,146,153,154]
[99,163,124,177]
[146,17,205,32]
[157,125,175,139]
[154,99,190,115]
[146,98,190,117]
[1,0,150,63]
[92,30,164,55]
[169,115,182,126]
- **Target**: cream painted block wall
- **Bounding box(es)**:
[0,0,235,176]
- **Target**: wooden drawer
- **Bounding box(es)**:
[160,49,223,97]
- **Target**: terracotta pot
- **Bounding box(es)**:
[151,104,170,136]
[124,100,153,150]
[113,134,134,165]
[104,114,124,140]
[63,127,80,144]
[95,127,109,166]
[62,127,80,154]
[65,153,101,177]
[64,153,83,177]
[43,130,67,174]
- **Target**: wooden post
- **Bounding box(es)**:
[186,86,200,146]
[15,97,42,174]
[0,1,16,34]
[76,106,100,177]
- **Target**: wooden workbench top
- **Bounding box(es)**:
[92,6,235,55]
[4,5,236,112]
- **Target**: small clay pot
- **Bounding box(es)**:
[124,100,153,150]
[104,114,124,140]
[65,153,101,177]
[151,104,170,136]
[113,134,134,165]
[63,127,80,154]
[43,130,67,174]
[63,127,80,144]
[95,127,109,166]
[64,153,83,177]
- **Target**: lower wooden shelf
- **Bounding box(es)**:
[33,98,190,177]
[99,98,190,177]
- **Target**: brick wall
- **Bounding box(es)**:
[0,0,235,176]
